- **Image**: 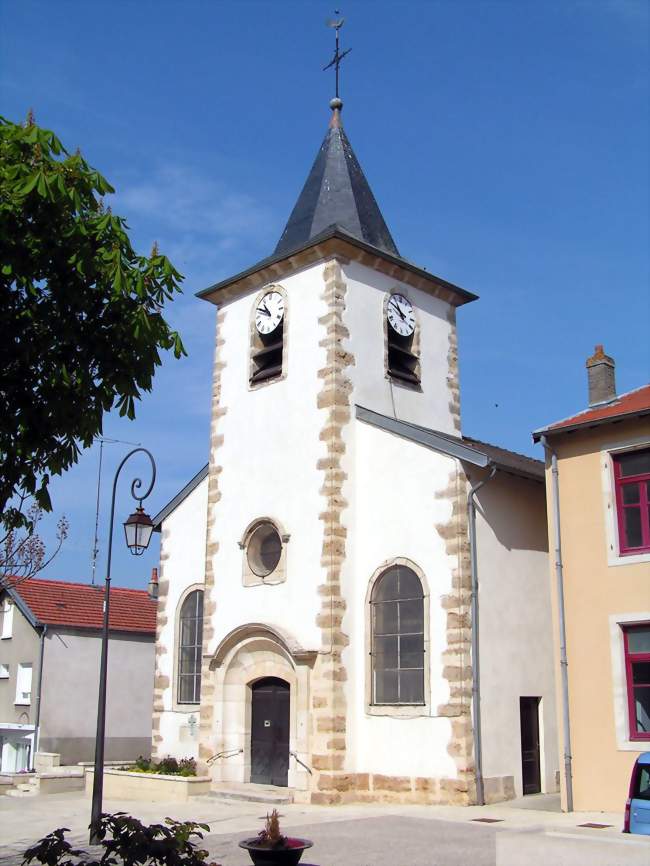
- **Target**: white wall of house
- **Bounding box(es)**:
[155,475,208,758]
[345,418,459,779]
[473,470,559,797]
[39,628,155,764]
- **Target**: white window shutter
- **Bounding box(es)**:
[15,663,32,705]
[1,602,14,639]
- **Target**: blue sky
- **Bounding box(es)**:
[2,0,648,589]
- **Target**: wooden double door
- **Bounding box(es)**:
[250,677,290,787]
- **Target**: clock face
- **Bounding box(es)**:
[255,290,285,335]
[387,293,415,337]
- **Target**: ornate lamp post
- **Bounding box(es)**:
[89,448,156,844]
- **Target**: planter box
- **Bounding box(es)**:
[84,768,211,802]
[39,770,84,794]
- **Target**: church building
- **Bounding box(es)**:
[150,95,559,806]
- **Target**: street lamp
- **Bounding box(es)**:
[89,448,156,844]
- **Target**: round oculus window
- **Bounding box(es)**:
[247,522,282,577]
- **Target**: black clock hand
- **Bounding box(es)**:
[257,306,271,317]
[390,301,407,321]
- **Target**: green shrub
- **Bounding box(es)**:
[156,756,180,775]
[121,755,197,776]
[21,814,220,866]
[134,755,152,772]
[178,758,197,778]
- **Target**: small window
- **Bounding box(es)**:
[614,449,650,554]
[1,600,14,639]
[177,591,203,705]
[15,662,32,705]
[0,663,9,679]
[241,518,288,586]
[370,565,425,705]
[624,625,650,740]
[247,523,282,577]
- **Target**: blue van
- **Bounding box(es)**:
[625,752,650,835]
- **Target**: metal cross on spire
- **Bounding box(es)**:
[324,11,351,101]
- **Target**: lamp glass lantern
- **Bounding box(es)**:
[123,506,154,556]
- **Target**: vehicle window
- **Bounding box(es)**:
[634,766,650,800]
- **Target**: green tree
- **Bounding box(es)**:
[0,113,186,534]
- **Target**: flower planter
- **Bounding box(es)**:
[83,767,211,802]
[238,837,313,866]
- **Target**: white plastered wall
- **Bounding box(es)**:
[205,264,328,659]
[342,418,459,779]
[339,259,460,778]
[473,470,559,796]
[156,475,208,758]
[342,259,456,433]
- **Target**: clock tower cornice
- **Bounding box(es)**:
[196,225,478,308]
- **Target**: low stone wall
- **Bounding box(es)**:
[84,768,211,802]
[311,773,515,805]
[38,772,84,794]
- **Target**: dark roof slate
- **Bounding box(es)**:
[274,111,399,258]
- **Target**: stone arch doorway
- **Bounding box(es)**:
[250,677,290,786]
[204,623,316,796]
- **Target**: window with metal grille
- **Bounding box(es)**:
[177,590,203,705]
[371,565,425,705]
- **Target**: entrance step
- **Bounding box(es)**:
[207,782,294,805]
[6,782,38,797]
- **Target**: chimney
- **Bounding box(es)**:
[147,567,159,601]
[586,345,616,407]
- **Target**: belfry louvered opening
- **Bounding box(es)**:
[387,330,420,385]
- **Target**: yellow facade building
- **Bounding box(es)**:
[534,346,650,812]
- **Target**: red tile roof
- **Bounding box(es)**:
[533,384,650,440]
[7,577,157,634]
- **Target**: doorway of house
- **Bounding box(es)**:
[250,677,290,786]
[520,696,542,795]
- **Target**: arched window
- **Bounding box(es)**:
[371,565,424,705]
[178,590,203,704]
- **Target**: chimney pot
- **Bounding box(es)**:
[586,345,616,407]
[148,567,159,601]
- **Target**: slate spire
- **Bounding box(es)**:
[274,99,400,258]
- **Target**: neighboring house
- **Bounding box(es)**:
[150,98,559,806]
[0,577,157,771]
[533,347,650,811]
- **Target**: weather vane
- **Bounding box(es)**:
[324,11,351,101]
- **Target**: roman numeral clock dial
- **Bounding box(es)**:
[387,293,415,337]
[255,290,285,335]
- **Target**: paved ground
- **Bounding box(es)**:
[1,791,648,866]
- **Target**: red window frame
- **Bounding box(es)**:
[624,626,650,741]
[613,449,650,555]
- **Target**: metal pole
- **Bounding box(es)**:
[541,435,574,812]
[89,448,156,844]
[31,625,47,771]
[467,463,496,807]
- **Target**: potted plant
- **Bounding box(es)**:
[239,809,313,866]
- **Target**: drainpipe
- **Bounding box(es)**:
[540,435,573,812]
[32,624,47,771]
[467,463,496,806]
